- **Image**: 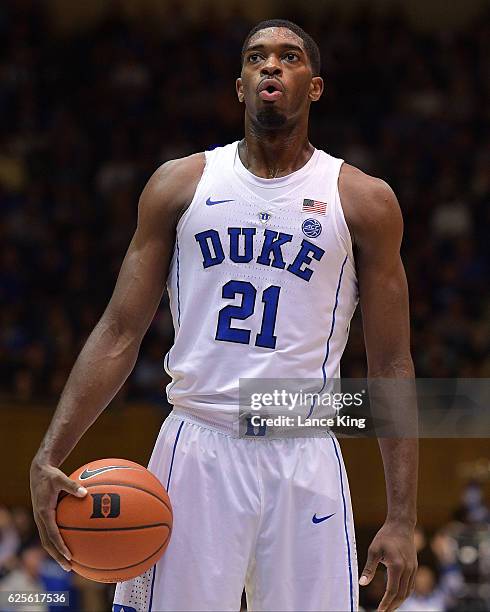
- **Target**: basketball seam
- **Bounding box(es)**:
[58,522,171,532]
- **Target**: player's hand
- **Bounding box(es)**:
[359,520,417,612]
[30,460,87,571]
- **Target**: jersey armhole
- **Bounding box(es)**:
[175,150,212,233]
[332,161,356,267]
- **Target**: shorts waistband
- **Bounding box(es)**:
[169,407,238,437]
[168,406,333,440]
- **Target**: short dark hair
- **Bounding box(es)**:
[241,19,321,76]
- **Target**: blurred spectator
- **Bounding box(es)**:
[0,506,20,577]
[0,545,48,611]
[0,544,83,612]
[10,506,37,550]
[453,481,490,525]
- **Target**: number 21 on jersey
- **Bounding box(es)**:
[215,281,281,349]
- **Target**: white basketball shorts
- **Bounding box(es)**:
[113,410,358,611]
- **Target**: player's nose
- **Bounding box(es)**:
[260,54,282,76]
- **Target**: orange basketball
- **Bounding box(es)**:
[56,458,172,583]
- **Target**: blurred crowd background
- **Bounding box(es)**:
[0,0,489,610]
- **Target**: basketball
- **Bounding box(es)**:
[56,458,172,583]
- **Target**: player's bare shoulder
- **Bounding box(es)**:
[139,152,206,230]
[338,163,403,249]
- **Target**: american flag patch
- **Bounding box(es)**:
[302,198,327,215]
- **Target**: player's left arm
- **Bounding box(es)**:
[340,165,418,612]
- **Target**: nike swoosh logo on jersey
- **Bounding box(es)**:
[79,466,137,480]
[206,197,234,206]
[312,512,335,524]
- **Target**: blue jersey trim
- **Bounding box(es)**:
[166,420,184,491]
[329,432,354,611]
[149,420,184,611]
[307,254,348,418]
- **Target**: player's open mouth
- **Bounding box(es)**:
[258,79,284,102]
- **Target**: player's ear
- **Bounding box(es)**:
[309,76,323,102]
[236,78,244,103]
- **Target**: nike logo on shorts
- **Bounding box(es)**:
[312,512,335,524]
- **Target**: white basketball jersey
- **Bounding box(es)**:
[164,141,359,427]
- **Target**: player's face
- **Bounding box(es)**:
[236,27,323,130]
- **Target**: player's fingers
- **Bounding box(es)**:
[377,560,402,612]
[55,473,87,498]
[35,512,72,571]
[359,545,382,586]
[42,537,72,571]
[407,562,418,598]
[391,566,412,610]
[41,506,73,563]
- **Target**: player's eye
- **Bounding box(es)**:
[284,52,299,62]
[248,53,261,63]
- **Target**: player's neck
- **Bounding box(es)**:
[241,119,313,179]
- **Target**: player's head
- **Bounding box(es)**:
[237,19,323,131]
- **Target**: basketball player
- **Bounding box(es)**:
[30,20,418,612]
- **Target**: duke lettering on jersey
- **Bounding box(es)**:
[195,227,325,282]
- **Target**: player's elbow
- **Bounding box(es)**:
[98,308,145,359]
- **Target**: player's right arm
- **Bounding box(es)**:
[30,153,205,570]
